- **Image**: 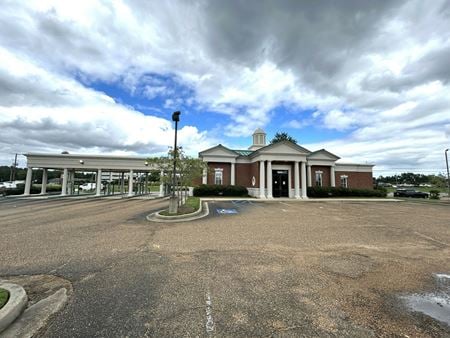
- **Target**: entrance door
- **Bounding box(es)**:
[272,170,289,197]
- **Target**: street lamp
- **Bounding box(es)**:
[445,149,450,199]
[169,111,181,214]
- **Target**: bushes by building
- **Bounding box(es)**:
[5,183,62,196]
[307,186,387,198]
[193,184,248,197]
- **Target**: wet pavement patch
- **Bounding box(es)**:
[400,273,450,327]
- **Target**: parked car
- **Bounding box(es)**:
[0,186,6,196]
[79,183,105,191]
[0,181,16,189]
[393,189,429,198]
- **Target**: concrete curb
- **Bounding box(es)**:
[1,288,68,338]
[201,197,402,202]
[0,283,28,334]
[147,201,209,223]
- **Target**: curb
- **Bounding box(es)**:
[0,283,28,334]
[147,201,210,222]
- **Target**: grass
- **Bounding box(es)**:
[159,196,201,216]
[0,288,9,309]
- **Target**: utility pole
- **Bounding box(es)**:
[445,149,450,199]
[10,153,18,182]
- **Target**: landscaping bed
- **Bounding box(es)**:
[0,288,9,309]
[307,186,387,198]
[159,197,200,216]
[193,184,248,197]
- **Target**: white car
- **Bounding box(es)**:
[79,183,97,191]
[0,181,15,189]
[79,183,105,191]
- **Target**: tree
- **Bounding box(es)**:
[270,132,298,144]
[147,147,207,206]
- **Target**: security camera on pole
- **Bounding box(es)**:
[169,111,181,214]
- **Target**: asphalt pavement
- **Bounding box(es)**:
[1,197,450,337]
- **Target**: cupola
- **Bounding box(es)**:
[248,128,266,150]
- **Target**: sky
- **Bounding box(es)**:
[1,0,450,176]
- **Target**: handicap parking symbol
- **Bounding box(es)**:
[216,208,238,215]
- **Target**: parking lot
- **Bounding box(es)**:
[1,197,449,337]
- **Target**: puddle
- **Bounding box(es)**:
[400,273,450,326]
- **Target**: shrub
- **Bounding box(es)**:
[307,186,387,198]
[429,190,440,200]
[5,183,62,195]
[193,184,248,197]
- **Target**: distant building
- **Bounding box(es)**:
[199,129,374,198]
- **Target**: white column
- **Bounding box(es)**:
[202,166,207,184]
[259,160,266,198]
[24,167,33,196]
[307,164,312,187]
[330,165,336,187]
[145,173,149,194]
[67,170,73,195]
[230,162,235,185]
[96,169,102,196]
[41,169,48,194]
[61,168,68,196]
[121,172,125,194]
[294,161,300,199]
[128,170,134,196]
[267,161,273,198]
[159,170,164,197]
[301,161,307,199]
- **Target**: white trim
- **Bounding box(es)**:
[201,156,236,163]
[335,164,373,172]
[307,159,336,166]
[272,164,292,198]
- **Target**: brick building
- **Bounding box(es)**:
[199,129,374,199]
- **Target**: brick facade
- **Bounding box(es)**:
[335,171,373,189]
[235,163,252,186]
[207,162,231,185]
[311,165,331,187]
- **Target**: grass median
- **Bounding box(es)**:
[160,196,200,216]
[0,288,9,309]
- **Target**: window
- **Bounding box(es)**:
[315,171,323,187]
[214,168,223,185]
[340,175,348,188]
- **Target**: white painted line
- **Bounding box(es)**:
[279,202,291,207]
[205,291,215,335]
[414,231,449,246]
[435,273,450,280]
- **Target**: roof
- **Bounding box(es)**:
[253,128,265,134]
[233,149,254,156]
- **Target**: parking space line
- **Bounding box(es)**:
[205,291,215,335]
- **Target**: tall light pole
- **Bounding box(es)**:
[445,149,450,199]
[169,111,181,214]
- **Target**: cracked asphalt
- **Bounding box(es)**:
[1,197,450,337]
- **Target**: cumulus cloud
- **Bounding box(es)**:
[0,0,449,172]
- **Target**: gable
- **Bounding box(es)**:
[199,144,238,158]
[307,149,340,161]
[254,141,310,156]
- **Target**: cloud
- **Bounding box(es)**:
[0,0,450,173]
